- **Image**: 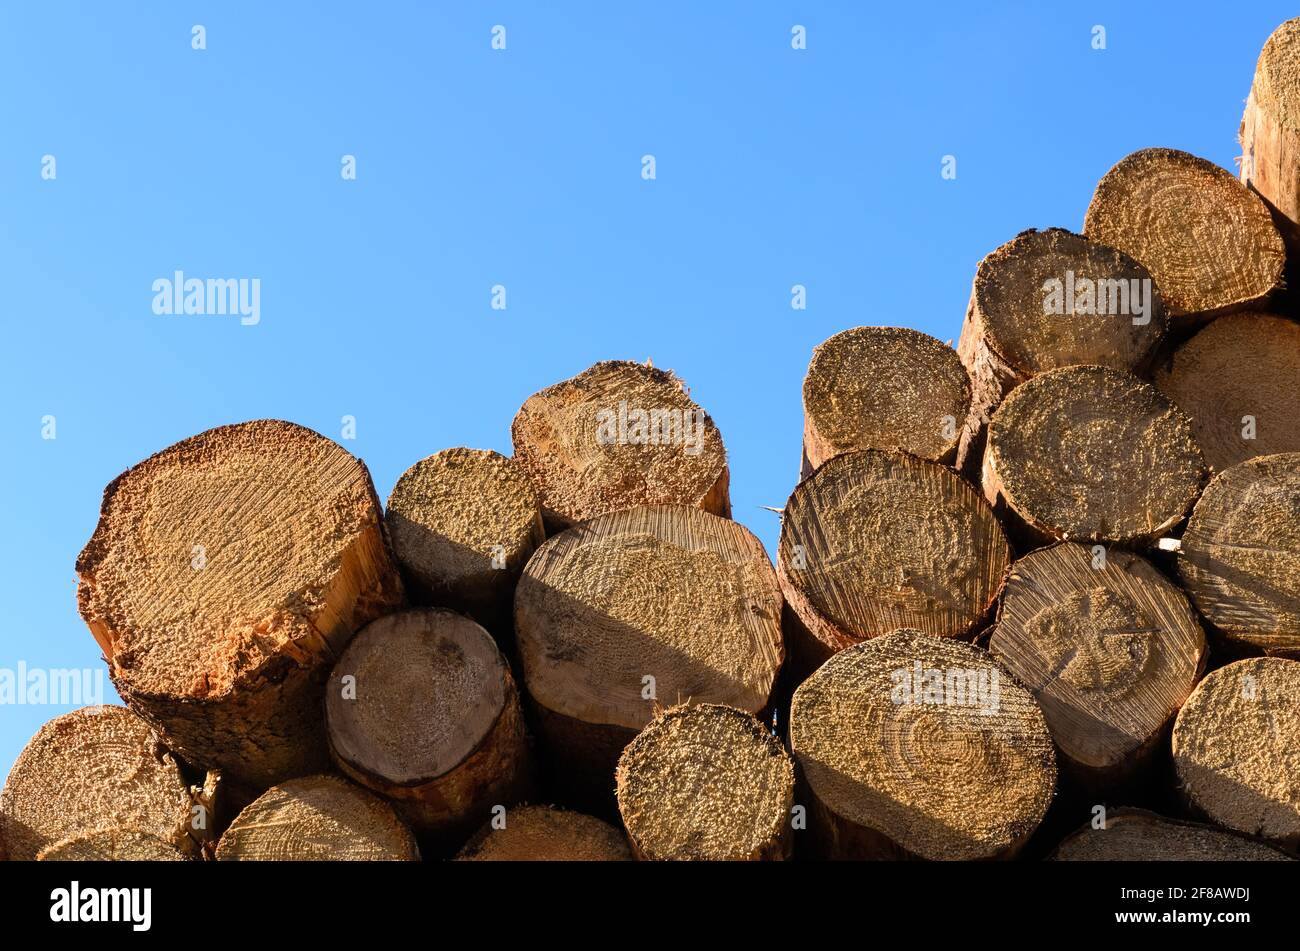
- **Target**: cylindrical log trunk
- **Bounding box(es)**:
[1176,452,1300,657]
[514,504,784,813]
[215,774,420,861]
[1154,313,1300,473]
[801,326,971,478]
[511,360,730,531]
[1241,19,1300,258]
[778,449,1012,678]
[37,828,190,861]
[385,447,544,634]
[325,608,533,851]
[789,629,1057,860]
[75,420,405,791]
[954,228,1166,478]
[1083,147,1285,328]
[455,804,631,861]
[1172,657,1300,853]
[983,365,1207,548]
[615,703,795,861]
[988,542,1205,792]
[0,706,198,861]
[1051,807,1293,861]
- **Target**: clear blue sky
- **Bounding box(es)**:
[1,2,1293,779]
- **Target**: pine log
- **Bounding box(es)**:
[455,805,631,861]
[789,629,1056,860]
[0,706,197,861]
[1083,148,1284,327]
[615,703,794,861]
[511,360,730,531]
[1176,452,1300,657]
[1172,657,1300,851]
[983,365,1206,547]
[75,419,405,790]
[1155,313,1300,473]
[778,449,1011,676]
[801,326,971,477]
[325,608,533,848]
[1052,807,1293,861]
[37,828,190,861]
[988,543,1205,790]
[215,774,420,861]
[955,228,1166,477]
[514,504,783,810]
[1241,18,1300,256]
[385,447,544,632]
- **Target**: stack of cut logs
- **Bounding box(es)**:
[4,22,1300,865]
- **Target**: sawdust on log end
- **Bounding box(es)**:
[1052,807,1293,861]
[984,365,1206,546]
[326,608,532,844]
[75,419,404,789]
[216,774,420,861]
[386,448,544,629]
[1084,147,1284,324]
[1177,452,1300,657]
[989,543,1205,788]
[616,703,794,861]
[955,228,1166,476]
[0,706,197,862]
[778,449,1011,675]
[511,360,730,531]
[455,805,631,861]
[1155,313,1300,472]
[1172,657,1300,849]
[37,828,191,861]
[790,630,1056,860]
[802,326,970,474]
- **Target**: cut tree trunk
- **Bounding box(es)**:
[385,447,544,634]
[215,774,420,861]
[1176,452,1300,657]
[1083,147,1285,328]
[514,504,784,812]
[801,326,971,478]
[511,360,730,531]
[789,629,1056,860]
[75,419,405,791]
[954,228,1166,477]
[1241,18,1300,258]
[988,543,1205,792]
[325,608,533,850]
[0,706,198,862]
[615,703,795,861]
[778,449,1012,678]
[1154,313,1300,473]
[37,828,190,861]
[983,365,1207,548]
[1051,807,1293,861]
[455,805,631,861]
[1172,657,1300,852]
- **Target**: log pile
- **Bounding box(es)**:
[5,18,1300,863]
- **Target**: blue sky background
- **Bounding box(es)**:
[1,1,1293,778]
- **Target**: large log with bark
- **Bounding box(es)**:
[512,360,730,531]
[1241,18,1300,257]
[1052,807,1293,861]
[954,228,1166,476]
[325,608,533,849]
[801,326,970,476]
[1175,452,1300,657]
[988,543,1205,791]
[615,703,794,861]
[983,365,1207,547]
[514,504,783,810]
[1083,148,1285,327]
[1172,657,1300,852]
[1155,313,1300,473]
[778,449,1011,676]
[0,706,199,862]
[75,420,405,790]
[789,629,1056,860]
